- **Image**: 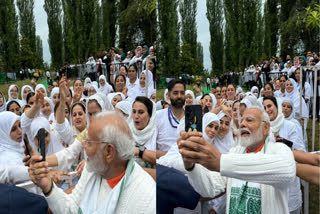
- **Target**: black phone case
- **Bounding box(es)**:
[185,105,203,132]
[37,128,46,161]
[23,134,31,157]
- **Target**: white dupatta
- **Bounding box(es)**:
[79,158,135,214]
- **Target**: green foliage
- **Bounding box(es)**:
[17,36,43,69]
[102,0,117,50]
[179,0,197,58]
[305,4,320,29]
[119,0,157,51]
[17,0,36,53]
[44,0,63,69]
[0,0,20,72]
[207,0,224,76]
[157,0,180,76]
[224,0,262,71]
[264,0,279,57]
[176,42,203,76]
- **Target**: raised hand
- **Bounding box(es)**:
[35,90,45,108]
[73,87,83,103]
[75,160,86,176]
[122,86,128,98]
[178,130,221,172]
[59,75,68,101]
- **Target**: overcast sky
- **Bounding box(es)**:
[34,0,212,70]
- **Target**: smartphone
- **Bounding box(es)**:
[23,134,31,157]
[37,128,46,161]
[185,105,202,132]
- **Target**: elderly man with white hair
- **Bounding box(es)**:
[178,107,296,214]
[28,111,156,214]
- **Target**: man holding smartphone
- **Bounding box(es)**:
[179,107,296,214]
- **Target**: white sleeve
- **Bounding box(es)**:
[187,164,227,198]
[287,122,305,151]
[304,82,312,99]
[0,165,30,184]
[21,113,33,134]
[220,143,296,188]
[56,139,83,172]
[54,119,73,146]
[45,165,91,214]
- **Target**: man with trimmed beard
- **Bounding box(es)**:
[27,112,155,214]
[178,107,296,214]
[156,79,185,157]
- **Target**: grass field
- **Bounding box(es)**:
[1,80,319,213]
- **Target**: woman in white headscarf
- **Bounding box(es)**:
[35,84,47,97]
[281,98,303,137]
[50,87,60,106]
[185,90,196,105]
[203,110,235,214]
[250,86,259,98]
[134,70,153,98]
[0,112,36,189]
[199,93,217,113]
[107,92,125,109]
[284,78,309,147]
[98,75,112,95]
[30,116,65,156]
[7,84,22,106]
[262,96,304,214]
[115,100,132,121]
[40,97,54,121]
[129,96,156,167]
[202,112,220,144]
[21,85,34,106]
[88,84,99,97]
[0,92,6,112]
[84,77,91,89]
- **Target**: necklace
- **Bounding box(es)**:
[168,106,179,128]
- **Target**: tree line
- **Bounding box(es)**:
[0,0,156,73]
[157,0,319,77]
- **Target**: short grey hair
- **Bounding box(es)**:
[247,107,270,123]
[95,111,135,160]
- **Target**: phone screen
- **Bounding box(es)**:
[37,128,46,161]
[185,105,203,132]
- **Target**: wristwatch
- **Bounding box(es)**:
[139,145,145,158]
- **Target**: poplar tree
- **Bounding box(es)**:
[17,0,36,52]
[207,0,224,75]
[44,0,63,68]
[158,0,179,75]
[0,0,20,72]
[179,0,197,58]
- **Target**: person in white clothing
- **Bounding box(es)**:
[263,96,304,213]
[178,107,296,214]
[126,64,139,100]
[28,111,156,214]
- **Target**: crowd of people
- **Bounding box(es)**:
[0,50,319,214]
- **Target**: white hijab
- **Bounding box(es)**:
[50,87,59,100]
[115,101,132,121]
[0,92,6,112]
[185,90,196,104]
[214,111,235,154]
[250,86,259,98]
[84,77,92,87]
[129,101,156,146]
[21,85,34,106]
[265,97,284,134]
[99,75,111,95]
[35,84,47,97]
[202,112,220,144]
[89,84,99,95]
[0,112,24,155]
[8,84,20,101]
[282,98,295,120]
[285,78,308,118]
[40,97,54,120]
[107,92,125,109]
[164,89,169,102]
[30,116,64,155]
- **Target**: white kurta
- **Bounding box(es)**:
[45,162,156,214]
[187,142,296,214]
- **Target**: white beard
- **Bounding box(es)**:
[240,124,264,148]
[86,150,109,177]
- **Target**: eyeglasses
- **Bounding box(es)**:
[84,140,108,146]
